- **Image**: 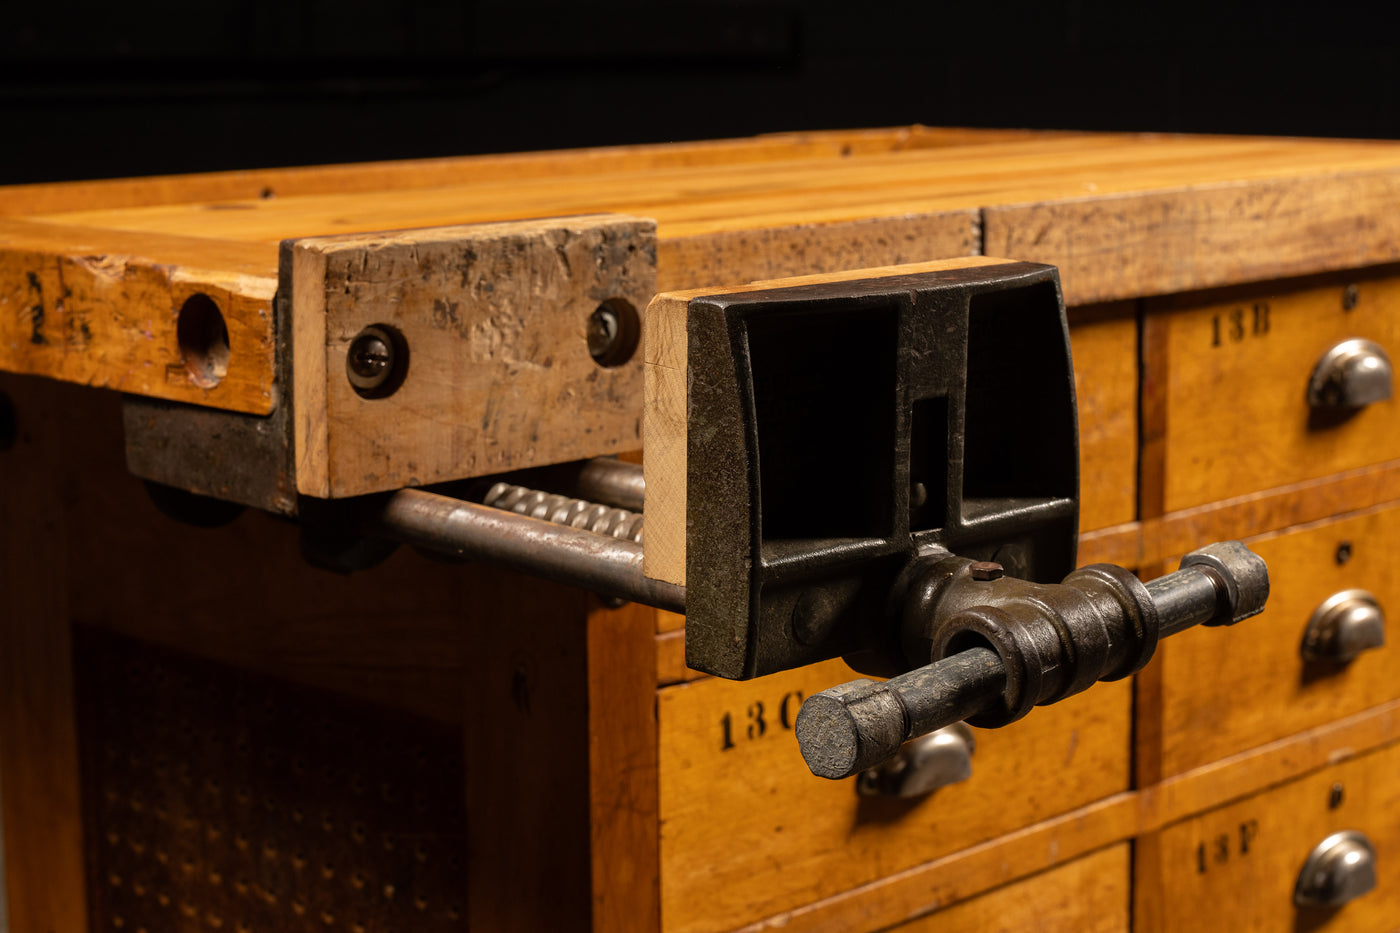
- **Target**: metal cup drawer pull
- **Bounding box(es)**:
[1302,589,1386,663]
[1295,830,1378,908]
[857,723,975,798]
[1308,338,1393,409]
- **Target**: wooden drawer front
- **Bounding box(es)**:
[889,843,1129,933]
[1149,271,1400,513]
[1136,742,1400,933]
[657,660,1131,933]
[1151,506,1400,777]
[1070,308,1138,533]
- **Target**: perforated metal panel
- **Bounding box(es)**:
[76,627,468,933]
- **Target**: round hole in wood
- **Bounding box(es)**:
[177,293,230,388]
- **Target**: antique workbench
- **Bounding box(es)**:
[4,127,1400,931]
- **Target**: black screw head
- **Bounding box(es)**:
[586,299,640,368]
[1343,284,1361,311]
[1329,782,1345,809]
[346,325,406,398]
[1336,541,1353,566]
[587,306,621,361]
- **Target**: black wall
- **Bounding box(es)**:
[3,1,1396,184]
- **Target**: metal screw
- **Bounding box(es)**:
[1329,782,1345,809]
[1343,284,1360,311]
[1336,541,1353,566]
[588,305,622,363]
[346,326,400,396]
[969,561,1004,581]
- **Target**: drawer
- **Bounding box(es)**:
[1135,741,1400,932]
[1148,505,1400,777]
[1069,306,1138,533]
[657,660,1131,933]
[889,843,1129,933]
[1147,270,1400,513]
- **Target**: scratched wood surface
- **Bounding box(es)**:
[0,220,278,414]
[290,216,657,497]
[8,130,1400,415]
[657,661,1131,933]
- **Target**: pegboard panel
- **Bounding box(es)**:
[75,626,467,933]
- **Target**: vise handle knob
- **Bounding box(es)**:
[795,541,1269,780]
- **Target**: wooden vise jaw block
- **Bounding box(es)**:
[291,215,657,499]
[126,214,657,510]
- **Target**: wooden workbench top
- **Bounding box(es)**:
[5,126,1400,412]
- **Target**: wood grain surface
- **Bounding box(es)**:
[657,659,1131,933]
[0,126,1061,217]
[1149,503,1400,778]
[734,699,1400,933]
[0,219,278,414]
[0,374,88,932]
[1069,303,1139,534]
[587,600,662,933]
[8,129,1400,415]
[1135,741,1400,933]
[1148,269,1400,513]
[888,844,1129,933]
[986,170,1400,306]
[290,215,656,497]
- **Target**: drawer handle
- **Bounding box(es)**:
[1302,589,1386,663]
[856,723,974,798]
[1295,830,1377,908]
[1307,338,1392,408]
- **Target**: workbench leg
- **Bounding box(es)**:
[0,375,89,932]
[587,599,660,933]
[461,577,660,933]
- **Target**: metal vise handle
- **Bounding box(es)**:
[795,541,1269,780]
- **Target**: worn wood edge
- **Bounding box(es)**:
[298,214,656,498]
[734,696,1400,933]
[655,210,980,291]
[984,170,1400,307]
[0,220,278,414]
[290,243,330,497]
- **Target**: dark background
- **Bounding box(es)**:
[3,1,1396,184]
